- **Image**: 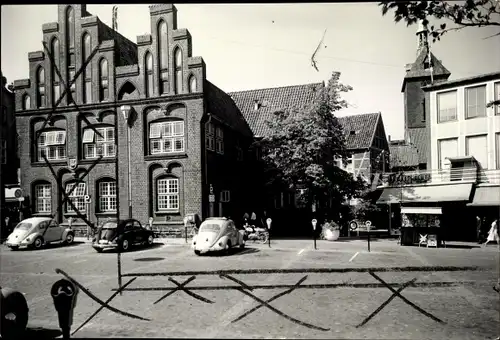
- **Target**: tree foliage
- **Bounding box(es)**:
[379,0,500,41]
[259,72,366,211]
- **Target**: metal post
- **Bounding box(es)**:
[112,5,122,295]
[314,232,317,250]
[367,229,371,252]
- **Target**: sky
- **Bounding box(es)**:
[2,4,499,140]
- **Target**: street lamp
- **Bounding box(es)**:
[120,105,133,219]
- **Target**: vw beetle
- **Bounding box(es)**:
[192,217,245,255]
[5,217,75,250]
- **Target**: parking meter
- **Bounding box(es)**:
[51,279,78,339]
[312,219,317,250]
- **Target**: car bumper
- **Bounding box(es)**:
[92,242,118,250]
[5,240,32,247]
[194,244,225,253]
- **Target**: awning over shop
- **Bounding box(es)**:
[5,187,24,202]
[377,183,473,204]
[467,185,500,206]
[401,207,442,214]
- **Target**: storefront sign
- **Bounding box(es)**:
[387,172,431,186]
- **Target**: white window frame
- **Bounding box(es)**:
[206,122,215,151]
[0,139,6,164]
[83,126,116,159]
[438,138,458,170]
[437,90,458,123]
[37,130,67,161]
[157,178,179,211]
[35,183,51,213]
[215,126,224,154]
[220,190,230,203]
[149,121,185,154]
[98,181,117,212]
[65,182,86,213]
[465,85,486,119]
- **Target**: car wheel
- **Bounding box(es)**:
[65,233,74,245]
[120,239,130,252]
[33,237,43,250]
[147,235,154,246]
[9,246,19,251]
[194,250,201,256]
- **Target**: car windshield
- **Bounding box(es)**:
[15,222,32,231]
[101,222,117,229]
[200,223,221,233]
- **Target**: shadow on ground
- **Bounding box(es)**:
[195,247,260,257]
[94,243,164,254]
[16,327,62,340]
[10,241,85,251]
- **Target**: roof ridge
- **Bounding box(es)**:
[228,82,323,95]
[338,112,380,119]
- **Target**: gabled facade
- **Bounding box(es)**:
[13,4,255,235]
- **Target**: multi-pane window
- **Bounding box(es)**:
[466,135,488,169]
[174,48,183,94]
[51,37,61,106]
[215,126,224,154]
[65,182,86,213]
[189,75,197,93]
[437,90,457,123]
[149,121,185,154]
[465,85,486,119]
[99,59,109,101]
[35,183,51,213]
[82,33,92,104]
[157,178,179,211]
[37,130,67,161]
[206,123,215,151]
[0,139,6,164]
[438,138,458,169]
[23,94,30,110]
[220,190,230,203]
[145,52,153,98]
[158,21,168,94]
[37,67,46,108]
[98,181,116,212]
[495,82,500,115]
[83,126,115,158]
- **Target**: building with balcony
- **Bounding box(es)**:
[377,61,500,243]
[12,4,256,236]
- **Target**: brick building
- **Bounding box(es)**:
[13,4,255,235]
[1,72,21,230]
[230,84,390,235]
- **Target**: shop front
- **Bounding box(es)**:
[377,182,474,246]
[467,184,500,240]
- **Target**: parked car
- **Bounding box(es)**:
[92,218,154,253]
[192,217,245,255]
[4,217,75,250]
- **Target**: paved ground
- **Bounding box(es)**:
[1,237,499,339]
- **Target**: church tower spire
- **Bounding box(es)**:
[416,20,429,57]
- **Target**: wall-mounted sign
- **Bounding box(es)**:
[208,194,215,203]
[387,172,431,186]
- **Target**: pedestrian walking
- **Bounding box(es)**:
[483,218,499,247]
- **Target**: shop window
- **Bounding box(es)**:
[65,182,86,213]
[37,130,67,161]
[35,183,51,213]
[149,120,185,154]
[157,177,179,211]
[98,180,116,212]
[83,126,116,158]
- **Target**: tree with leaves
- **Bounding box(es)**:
[379,0,500,41]
[259,72,366,219]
